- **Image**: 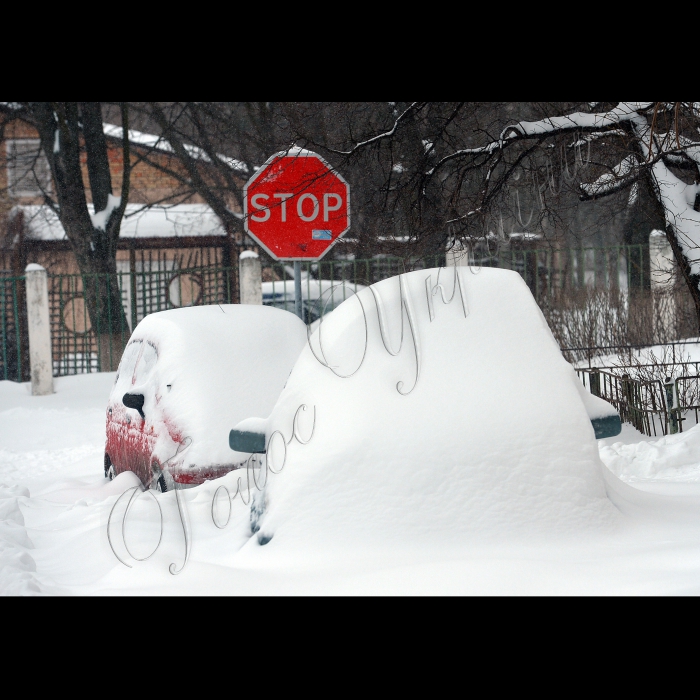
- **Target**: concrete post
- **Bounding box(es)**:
[24,264,54,395]
[239,251,262,305]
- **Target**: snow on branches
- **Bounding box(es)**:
[427,103,700,296]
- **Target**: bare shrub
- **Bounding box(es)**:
[540,284,698,364]
[609,345,692,383]
[540,287,629,362]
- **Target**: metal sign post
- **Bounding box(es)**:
[294,261,302,320]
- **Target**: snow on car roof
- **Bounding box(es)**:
[115,304,307,469]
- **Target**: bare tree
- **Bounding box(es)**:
[0,102,131,370]
[308,103,700,328]
[132,103,450,263]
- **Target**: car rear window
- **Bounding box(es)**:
[114,340,142,394]
[113,340,158,394]
[134,342,158,385]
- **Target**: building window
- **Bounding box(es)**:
[6,139,51,197]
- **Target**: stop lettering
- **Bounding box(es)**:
[243,150,350,261]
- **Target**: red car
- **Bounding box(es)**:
[104,304,307,491]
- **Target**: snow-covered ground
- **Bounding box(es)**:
[6,268,700,595]
[5,374,700,595]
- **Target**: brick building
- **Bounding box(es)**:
[0,117,250,277]
[0,117,255,379]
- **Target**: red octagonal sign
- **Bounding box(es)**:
[243,149,350,261]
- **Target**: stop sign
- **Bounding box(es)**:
[243,149,350,261]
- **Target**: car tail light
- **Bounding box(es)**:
[172,473,198,484]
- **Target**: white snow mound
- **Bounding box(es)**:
[601,424,700,482]
[255,267,618,548]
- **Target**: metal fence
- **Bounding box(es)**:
[578,369,669,436]
[0,274,27,381]
[468,243,647,300]
[673,375,700,432]
[0,245,654,382]
[578,367,700,437]
[48,266,236,376]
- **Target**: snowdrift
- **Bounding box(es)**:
[601,424,700,483]
[253,267,619,549]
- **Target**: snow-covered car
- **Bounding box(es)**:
[229,269,622,460]
[229,266,625,550]
[105,304,307,490]
[263,278,364,324]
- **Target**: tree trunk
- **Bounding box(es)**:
[623,177,660,291]
[29,102,130,372]
[9,211,30,381]
[74,250,128,371]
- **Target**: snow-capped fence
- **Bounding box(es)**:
[578,366,700,437]
[579,369,669,437]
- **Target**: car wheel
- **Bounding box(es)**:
[105,454,117,480]
[154,473,167,492]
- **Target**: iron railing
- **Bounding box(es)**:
[578,368,669,437]
[578,367,700,437]
[47,266,237,376]
[0,245,656,381]
[0,274,27,381]
[467,243,647,298]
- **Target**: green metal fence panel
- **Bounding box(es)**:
[46,265,238,378]
[0,275,27,382]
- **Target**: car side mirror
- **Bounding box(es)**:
[229,429,266,454]
[123,393,145,419]
[591,415,621,439]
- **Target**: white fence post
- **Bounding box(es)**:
[650,229,674,289]
[25,264,54,396]
[239,251,262,305]
[649,229,675,338]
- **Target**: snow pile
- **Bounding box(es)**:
[256,267,618,549]
[601,425,700,482]
[114,304,307,471]
[0,484,40,595]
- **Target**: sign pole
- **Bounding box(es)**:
[294,261,303,321]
